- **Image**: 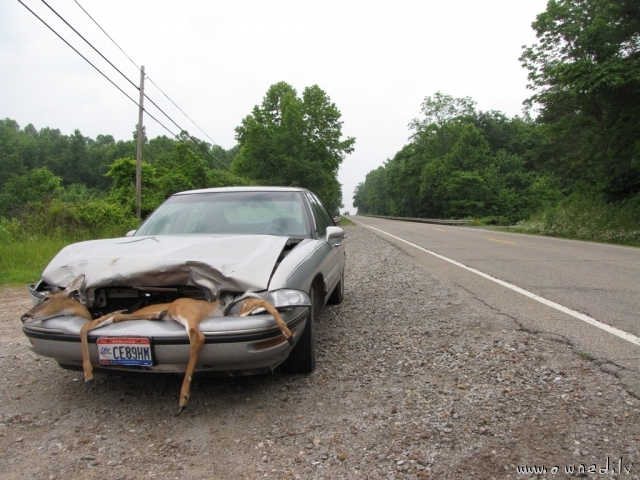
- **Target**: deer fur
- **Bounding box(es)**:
[22,275,294,412]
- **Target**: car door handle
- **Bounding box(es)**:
[333,242,342,247]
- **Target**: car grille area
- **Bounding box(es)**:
[89,286,208,317]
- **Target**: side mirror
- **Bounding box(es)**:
[125,230,137,237]
[325,226,345,244]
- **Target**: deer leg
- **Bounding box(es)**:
[177,320,206,414]
[80,315,119,383]
[249,299,295,346]
[79,310,167,383]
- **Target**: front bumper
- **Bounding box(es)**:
[22,306,309,374]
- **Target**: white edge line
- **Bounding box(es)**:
[356,221,640,348]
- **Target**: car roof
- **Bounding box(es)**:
[173,186,310,196]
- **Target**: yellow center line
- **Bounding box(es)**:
[432,228,445,232]
[485,237,518,245]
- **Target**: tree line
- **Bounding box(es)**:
[354,0,640,225]
[0,82,352,237]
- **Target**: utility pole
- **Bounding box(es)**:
[136,65,145,220]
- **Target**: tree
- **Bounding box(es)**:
[0,119,25,190]
[352,167,387,216]
[106,158,163,217]
[384,144,427,217]
[210,144,239,169]
[520,0,640,199]
[144,135,174,163]
[353,90,554,223]
[410,92,476,157]
[206,168,249,188]
[155,142,210,194]
[0,167,63,217]
[419,124,492,218]
[232,82,355,213]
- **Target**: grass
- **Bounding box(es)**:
[0,213,139,288]
[578,351,594,361]
[0,237,71,287]
[338,216,356,227]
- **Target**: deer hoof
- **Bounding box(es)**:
[176,402,188,415]
[84,378,93,387]
[287,335,295,346]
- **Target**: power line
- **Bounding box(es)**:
[141,95,232,171]
[17,1,137,110]
[73,0,139,72]
[146,78,222,149]
[17,0,179,140]
[40,0,138,92]
[74,0,225,150]
[19,0,232,172]
[71,0,230,170]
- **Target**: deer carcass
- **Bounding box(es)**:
[22,275,297,412]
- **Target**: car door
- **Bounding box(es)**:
[305,193,345,303]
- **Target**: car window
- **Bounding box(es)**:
[136,191,310,237]
[305,193,334,237]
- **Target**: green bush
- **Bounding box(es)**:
[21,198,138,240]
[0,167,63,217]
[515,193,640,246]
[207,169,252,188]
[0,217,25,242]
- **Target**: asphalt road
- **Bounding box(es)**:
[351,215,640,396]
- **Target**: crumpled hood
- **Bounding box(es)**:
[42,234,290,305]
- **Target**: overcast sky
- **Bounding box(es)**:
[1,0,548,212]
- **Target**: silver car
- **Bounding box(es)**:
[22,187,346,376]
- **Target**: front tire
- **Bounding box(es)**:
[327,271,344,305]
[282,283,317,373]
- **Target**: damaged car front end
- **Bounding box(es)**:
[21,187,346,377]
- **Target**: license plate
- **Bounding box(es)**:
[97,338,153,366]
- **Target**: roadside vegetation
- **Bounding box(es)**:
[337,216,356,227]
[514,195,640,246]
[354,0,639,247]
[0,233,67,286]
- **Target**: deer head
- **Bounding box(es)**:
[21,275,91,325]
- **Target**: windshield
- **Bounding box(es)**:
[135,190,310,237]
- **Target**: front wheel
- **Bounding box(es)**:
[282,284,317,373]
[327,271,344,305]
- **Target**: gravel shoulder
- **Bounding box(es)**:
[1,225,639,479]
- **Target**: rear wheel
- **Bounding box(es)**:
[282,283,318,373]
